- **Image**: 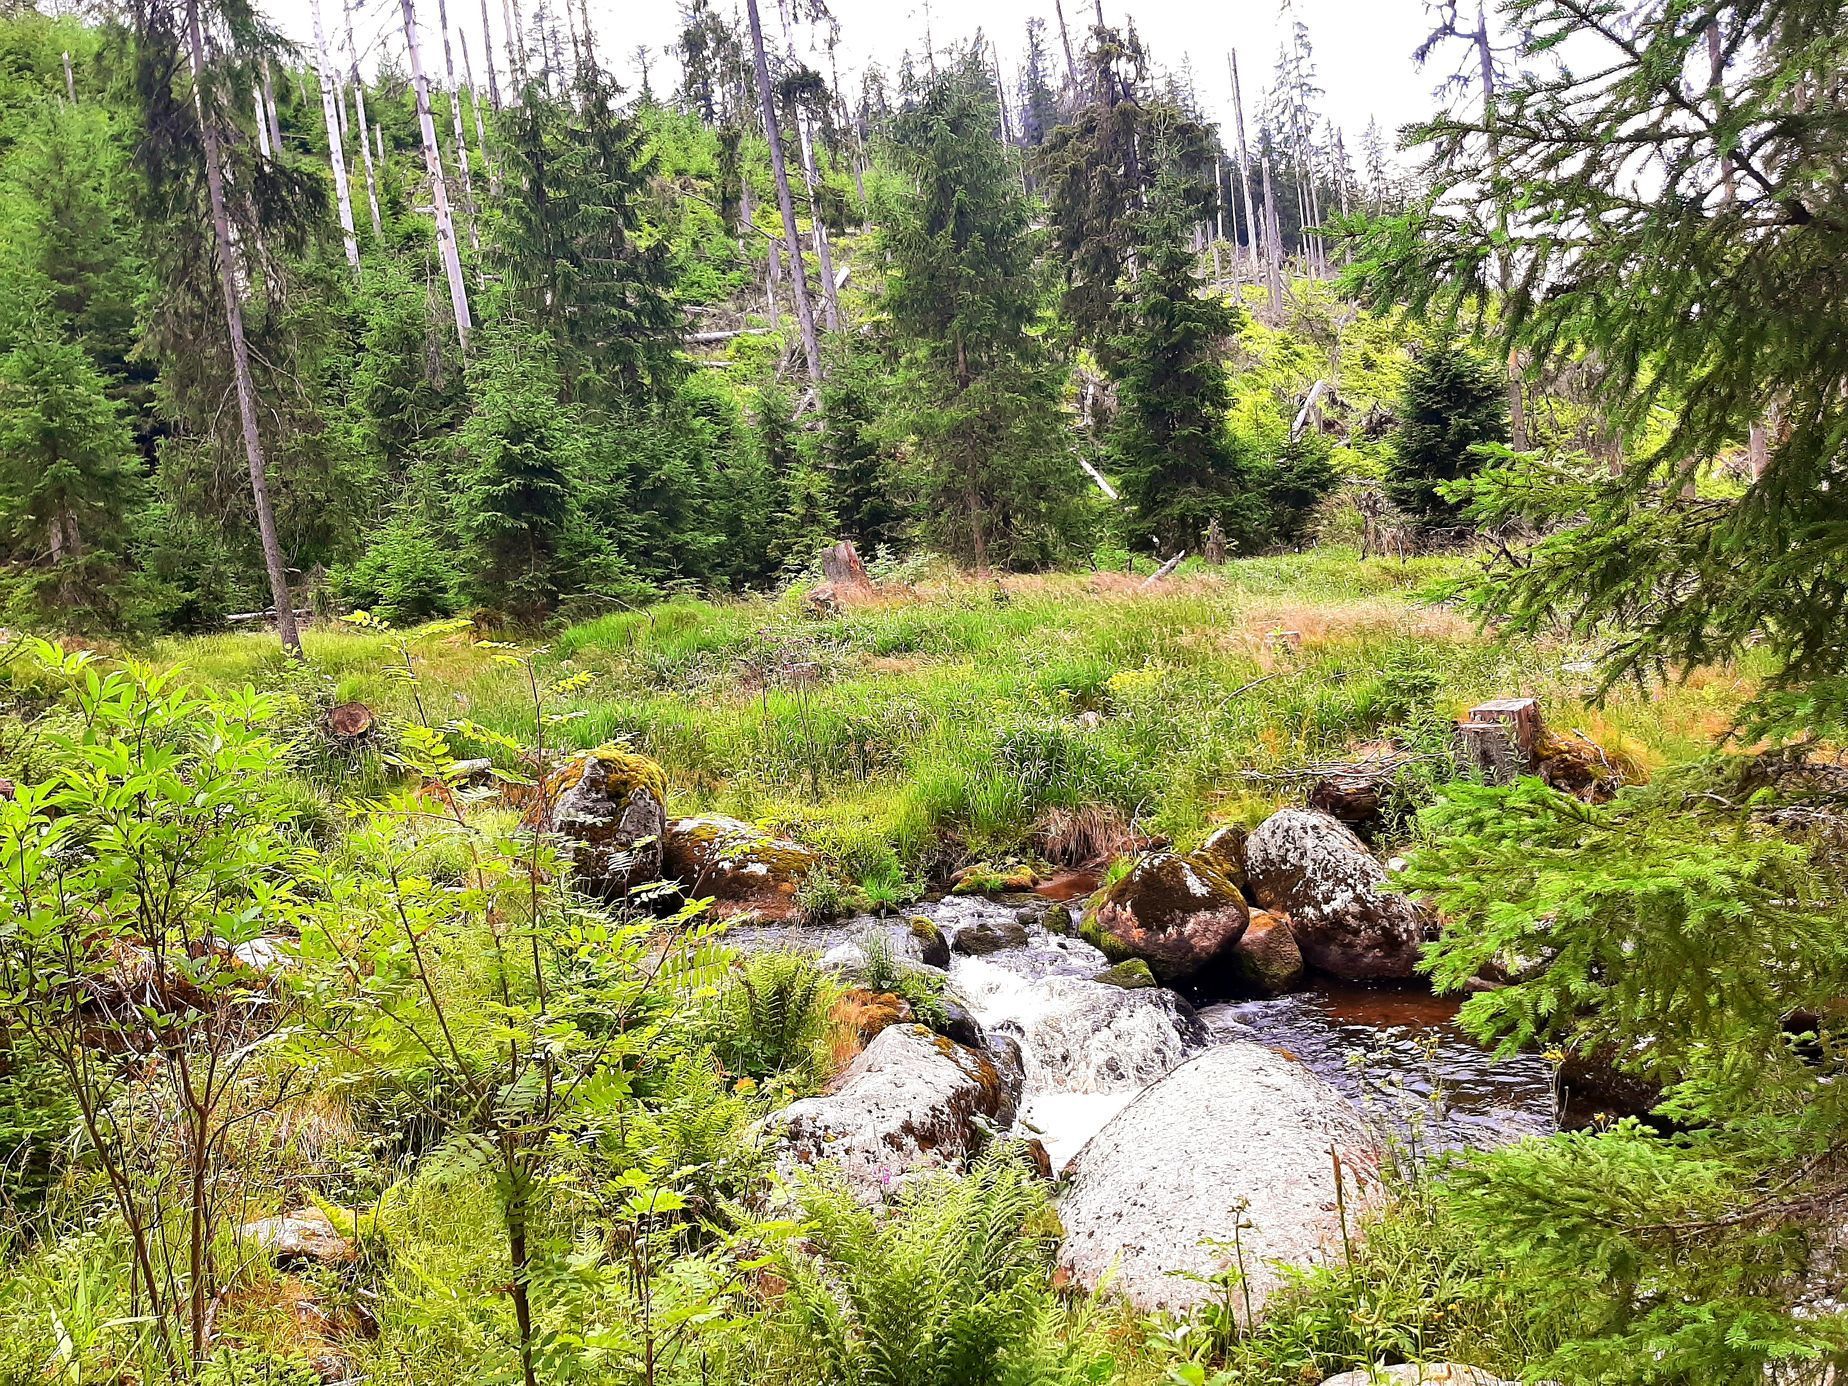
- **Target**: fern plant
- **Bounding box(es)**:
[709,951,835,1083]
[756,1148,1113,1386]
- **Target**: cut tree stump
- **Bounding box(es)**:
[326,702,375,740]
[1454,697,1544,784]
[820,539,872,591]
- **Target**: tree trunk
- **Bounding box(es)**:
[478,0,503,109]
[1228,50,1260,279]
[1474,3,1527,450]
[436,0,481,252]
[262,59,283,152]
[401,0,474,352]
[343,0,384,236]
[1261,154,1285,315]
[1052,0,1079,94]
[252,81,271,159]
[184,0,301,654]
[745,0,821,382]
[310,0,362,273]
[795,112,841,332]
[459,31,498,194]
[504,0,529,90]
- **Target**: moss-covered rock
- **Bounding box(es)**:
[663,815,819,922]
[906,915,951,968]
[1042,902,1076,936]
[1092,958,1158,990]
[1078,851,1250,984]
[1196,824,1250,894]
[549,746,669,897]
[1223,909,1304,997]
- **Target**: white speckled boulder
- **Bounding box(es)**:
[768,1024,1017,1198]
[1244,809,1433,979]
[1056,1041,1385,1317]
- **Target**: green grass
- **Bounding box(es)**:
[133,547,1755,897]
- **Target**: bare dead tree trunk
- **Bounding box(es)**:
[262,59,283,151]
[479,0,503,109]
[63,49,76,101]
[1473,1,1527,450]
[401,0,474,352]
[459,30,498,194]
[1228,50,1260,279]
[1261,154,1285,316]
[1052,0,1080,94]
[310,0,362,272]
[436,0,480,252]
[795,112,841,332]
[184,0,300,654]
[745,0,821,382]
[504,0,529,90]
[341,0,383,236]
[252,81,271,159]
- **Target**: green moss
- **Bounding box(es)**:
[1093,958,1157,989]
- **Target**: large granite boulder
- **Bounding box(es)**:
[549,748,669,897]
[1078,851,1249,984]
[1244,809,1432,980]
[1056,1041,1386,1317]
[663,814,819,921]
[768,1024,1019,1197]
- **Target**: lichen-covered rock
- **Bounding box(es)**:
[1244,809,1432,980]
[1223,909,1304,996]
[1319,1366,1515,1386]
[1079,851,1249,984]
[768,1024,1017,1197]
[549,748,669,898]
[241,1208,354,1267]
[1057,1042,1385,1317]
[663,815,819,921]
[1093,958,1157,989]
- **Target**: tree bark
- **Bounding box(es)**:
[436,0,481,252]
[795,112,841,332]
[343,0,384,236]
[478,0,503,109]
[184,0,300,654]
[1261,153,1285,315]
[459,30,497,194]
[1051,0,1079,94]
[401,0,474,352]
[261,59,283,152]
[310,0,362,273]
[745,0,821,382]
[1228,50,1260,279]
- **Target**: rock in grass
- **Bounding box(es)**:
[1319,1367,1516,1386]
[1244,809,1432,980]
[549,748,669,898]
[662,814,819,922]
[768,1024,1018,1198]
[1079,852,1249,984]
[1222,909,1304,996]
[1092,958,1157,989]
[241,1208,354,1268]
[1056,1042,1384,1318]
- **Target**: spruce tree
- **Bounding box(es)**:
[1350,0,1848,720]
[0,309,144,627]
[1386,341,1508,530]
[1107,155,1249,555]
[880,50,1089,570]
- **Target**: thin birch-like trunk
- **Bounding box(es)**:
[253,83,271,158]
[400,0,474,351]
[745,0,821,381]
[504,0,529,90]
[310,0,361,272]
[1052,0,1078,92]
[1228,50,1260,277]
[343,0,384,236]
[460,31,497,193]
[796,113,841,332]
[436,0,480,251]
[261,59,283,152]
[183,0,300,654]
[479,0,504,109]
[1261,153,1285,315]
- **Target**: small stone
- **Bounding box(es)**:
[241,1208,354,1268]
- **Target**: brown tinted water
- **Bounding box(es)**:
[1201,981,1560,1153]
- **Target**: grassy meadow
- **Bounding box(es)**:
[149,546,1750,899]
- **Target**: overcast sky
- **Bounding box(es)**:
[273,0,1454,157]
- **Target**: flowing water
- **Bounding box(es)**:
[1201,984,1559,1152]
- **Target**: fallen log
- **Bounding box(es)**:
[1138,552,1185,590]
